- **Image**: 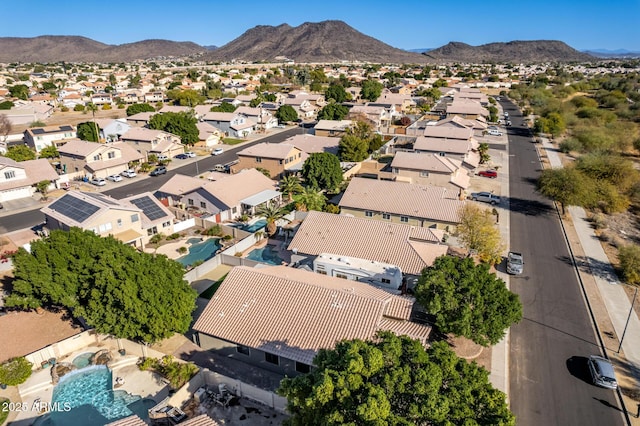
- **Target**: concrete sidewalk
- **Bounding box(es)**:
[541,138,640,420]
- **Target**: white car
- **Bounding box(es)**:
[488,129,503,136]
[121,169,137,178]
[212,147,224,156]
[185,151,196,158]
[107,174,123,182]
[90,178,106,186]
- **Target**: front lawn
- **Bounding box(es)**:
[222,138,245,145]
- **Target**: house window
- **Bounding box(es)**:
[335,273,348,280]
[117,219,123,228]
[255,157,262,163]
[381,278,391,284]
[400,216,409,223]
[236,345,250,356]
[365,211,373,217]
[265,352,279,365]
[4,171,15,179]
[419,171,429,177]
[188,199,194,206]
[107,151,115,159]
[147,226,158,236]
[317,270,327,275]
[232,207,237,213]
[93,155,100,161]
[162,221,171,228]
[98,222,112,233]
[382,213,391,220]
[295,362,310,373]
[279,159,283,165]
[438,152,446,157]
[200,201,206,208]
[131,214,139,222]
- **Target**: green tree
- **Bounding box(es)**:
[0,357,33,386]
[209,102,236,113]
[301,152,343,191]
[478,142,490,164]
[4,145,36,162]
[77,121,99,142]
[279,331,514,426]
[295,187,326,212]
[360,79,384,102]
[537,167,594,215]
[0,101,14,110]
[618,244,640,284]
[167,89,205,107]
[126,103,156,116]
[276,105,298,123]
[325,83,350,103]
[415,256,523,346]
[149,111,199,145]
[6,228,197,343]
[457,203,505,265]
[279,175,303,202]
[317,103,349,120]
[255,201,287,236]
[338,134,368,162]
[39,145,59,159]
[36,180,51,201]
[432,78,448,88]
[9,84,29,100]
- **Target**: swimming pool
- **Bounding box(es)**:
[177,238,221,267]
[243,219,267,233]
[246,245,284,265]
[186,237,203,244]
[71,352,94,369]
[34,365,155,426]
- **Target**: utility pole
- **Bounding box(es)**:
[618,286,638,353]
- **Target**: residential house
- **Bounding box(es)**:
[193,265,431,376]
[446,99,489,120]
[120,127,184,160]
[435,115,487,138]
[201,112,255,138]
[90,92,112,105]
[287,210,448,289]
[156,169,281,222]
[196,122,222,147]
[282,96,316,118]
[24,125,76,153]
[412,135,480,170]
[338,177,464,231]
[313,120,353,137]
[144,92,165,103]
[234,107,278,130]
[41,191,145,248]
[121,192,175,241]
[94,118,131,142]
[285,134,340,156]
[0,157,59,202]
[347,105,391,132]
[390,151,470,191]
[58,139,144,179]
[126,112,155,127]
[233,143,305,179]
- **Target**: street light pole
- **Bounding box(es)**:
[618,286,638,353]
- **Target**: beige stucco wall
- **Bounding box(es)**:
[340,207,456,232]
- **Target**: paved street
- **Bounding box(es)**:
[503,100,625,425]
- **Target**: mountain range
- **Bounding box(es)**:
[0,21,599,64]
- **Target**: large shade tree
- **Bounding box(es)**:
[6,228,197,343]
[279,331,515,426]
[414,255,522,346]
[126,103,156,116]
[149,111,199,145]
[301,152,343,191]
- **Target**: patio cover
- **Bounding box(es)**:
[240,189,282,207]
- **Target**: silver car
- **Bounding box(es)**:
[587,355,618,390]
[507,252,524,275]
[470,192,501,205]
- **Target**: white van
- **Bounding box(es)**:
[488,129,503,136]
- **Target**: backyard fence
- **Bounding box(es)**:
[24,330,98,370]
[173,218,196,233]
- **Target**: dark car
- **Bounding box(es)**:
[150,166,167,176]
[174,154,189,160]
[478,170,498,179]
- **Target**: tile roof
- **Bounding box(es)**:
[0,158,59,191]
[447,100,489,116]
[106,415,147,426]
[201,111,237,122]
[193,266,429,365]
[391,151,458,173]
[422,125,472,140]
[121,127,172,142]
[338,177,464,225]
[413,137,471,154]
[41,190,139,227]
[285,134,340,155]
[157,174,203,196]
[237,143,300,160]
[201,169,278,207]
[314,120,352,131]
[180,414,220,426]
[287,211,448,275]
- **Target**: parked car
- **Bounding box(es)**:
[504,111,509,117]
[150,166,167,176]
[587,355,618,390]
[121,169,137,178]
[212,147,224,156]
[107,174,123,182]
[174,154,189,160]
[488,129,503,136]
[184,151,196,158]
[470,192,500,205]
[157,155,169,162]
[507,251,524,275]
[478,170,498,179]
[90,177,106,186]
[506,120,512,126]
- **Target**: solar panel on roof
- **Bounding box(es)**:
[129,196,167,221]
[48,195,100,223]
[84,192,119,206]
[59,125,73,131]
[31,128,45,134]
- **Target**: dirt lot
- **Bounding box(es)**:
[12,108,127,134]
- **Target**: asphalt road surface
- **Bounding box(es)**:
[0,126,305,233]
[503,99,625,425]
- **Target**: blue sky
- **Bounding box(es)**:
[1,0,638,51]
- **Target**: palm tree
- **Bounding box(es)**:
[256,201,288,237]
[86,102,100,142]
[279,175,303,202]
[296,187,326,212]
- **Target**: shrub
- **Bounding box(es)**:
[73,104,85,112]
[60,106,69,112]
[590,213,607,230]
[234,252,243,257]
[619,244,640,284]
[0,357,33,386]
[177,246,187,254]
[203,225,222,236]
[191,260,204,267]
[138,357,157,371]
[149,233,164,245]
[102,104,112,110]
[137,356,198,389]
[559,138,583,153]
[166,233,181,241]
[222,235,233,241]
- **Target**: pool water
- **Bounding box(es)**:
[177,238,221,267]
[34,365,155,426]
[186,237,203,244]
[246,245,284,265]
[72,352,94,369]
[243,219,267,233]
